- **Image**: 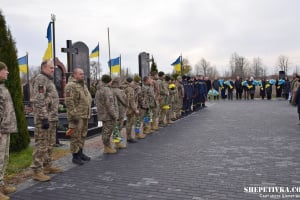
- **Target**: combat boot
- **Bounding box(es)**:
[0,191,9,200]
[43,165,63,174]
[159,121,167,127]
[143,126,152,134]
[32,171,50,182]
[115,142,127,149]
[136,133,146,139]
[0,185,16,195]
[104,145,117,154]
[127,138,137,143]
[167,120,174,125]
[78,149,91,161]
[72,153,84,165]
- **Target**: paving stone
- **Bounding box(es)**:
[11,100,300,200]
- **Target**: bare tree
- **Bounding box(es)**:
[207,65,219,79]
[194,62,201,75]
[229,52,249,78]
[277,55,289,74]
[195,58,211,76]
[252,57,264,78]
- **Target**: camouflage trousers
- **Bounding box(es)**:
[102,120,115,146]
[140,109,150,132]
[70,118,88,154]
[126,114,136,139]
[176,98,183,117]
[0,133,10,185]
[31,121,56,172]
[152,104,160,122]
[159,107,167,124]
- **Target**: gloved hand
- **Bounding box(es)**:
[41,119,49,129]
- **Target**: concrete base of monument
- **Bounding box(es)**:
[26,114,102,139]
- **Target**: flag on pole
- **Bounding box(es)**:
[90,44,99,58]
[171,56,182,72]
[18,55,28,73]
[42,22,52,60]
[108,57,121,73]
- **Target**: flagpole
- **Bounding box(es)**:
[97,42,100,80]
[108,27,111,76]
[51,14,56,64]
[119,54,121,78]
[26,52,30,100]
[180,53,183,76]
[51,14,56,86]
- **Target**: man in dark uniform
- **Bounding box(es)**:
[234,76,243,100]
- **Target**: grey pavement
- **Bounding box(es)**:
[11,99,300,200]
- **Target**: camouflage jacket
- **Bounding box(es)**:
[0,82,17,134]
[123,82,138,115]
[152,79,160,104]
[140,84,155,109]
[176,81,185,99]
[95,83,119,121]
[65,77,92,120]
[157,78,169,97]
[31,73,59,122]
[111,81,128,120]
[134,82,142,109]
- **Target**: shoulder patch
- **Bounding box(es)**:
[66,89,71,97]
[38,85,44,93]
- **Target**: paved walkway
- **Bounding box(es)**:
[11,99,300,200]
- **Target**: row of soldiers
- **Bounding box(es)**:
[95,71,211,154]
[95,71,189,154]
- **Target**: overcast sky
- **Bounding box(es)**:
[2,0,300,75]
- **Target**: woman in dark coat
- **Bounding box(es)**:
[282,76,291,100]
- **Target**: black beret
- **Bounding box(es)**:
[126,77,133,83]
[101,74,112,83]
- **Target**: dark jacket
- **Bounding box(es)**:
[295,85,300,114]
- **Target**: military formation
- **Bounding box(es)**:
[1,57,300,200]
[92,71,211,154]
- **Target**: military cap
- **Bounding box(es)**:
[158,71,165,77]
[0,61,7,71]
[101,74,112,83]
[165,75,171,82]
[126,77,133,83]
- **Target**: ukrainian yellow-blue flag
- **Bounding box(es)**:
[42,22,52,61]
[108,57,121,73]
[90,44,99,58]
[18,55,28,73]
[171,56,182,72]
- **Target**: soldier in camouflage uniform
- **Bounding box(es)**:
[165,75,175,124]
[96,75,119,154]
[123,77,139,143]
[31,60,62,182]
[111,77,128,149]
[157,72,169,126]
[150,71,160,131]
[140,76,155,134]
[65,68,92,165]
[0,62,17,199]
[170,77,179,121]
[133,75,146,139]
